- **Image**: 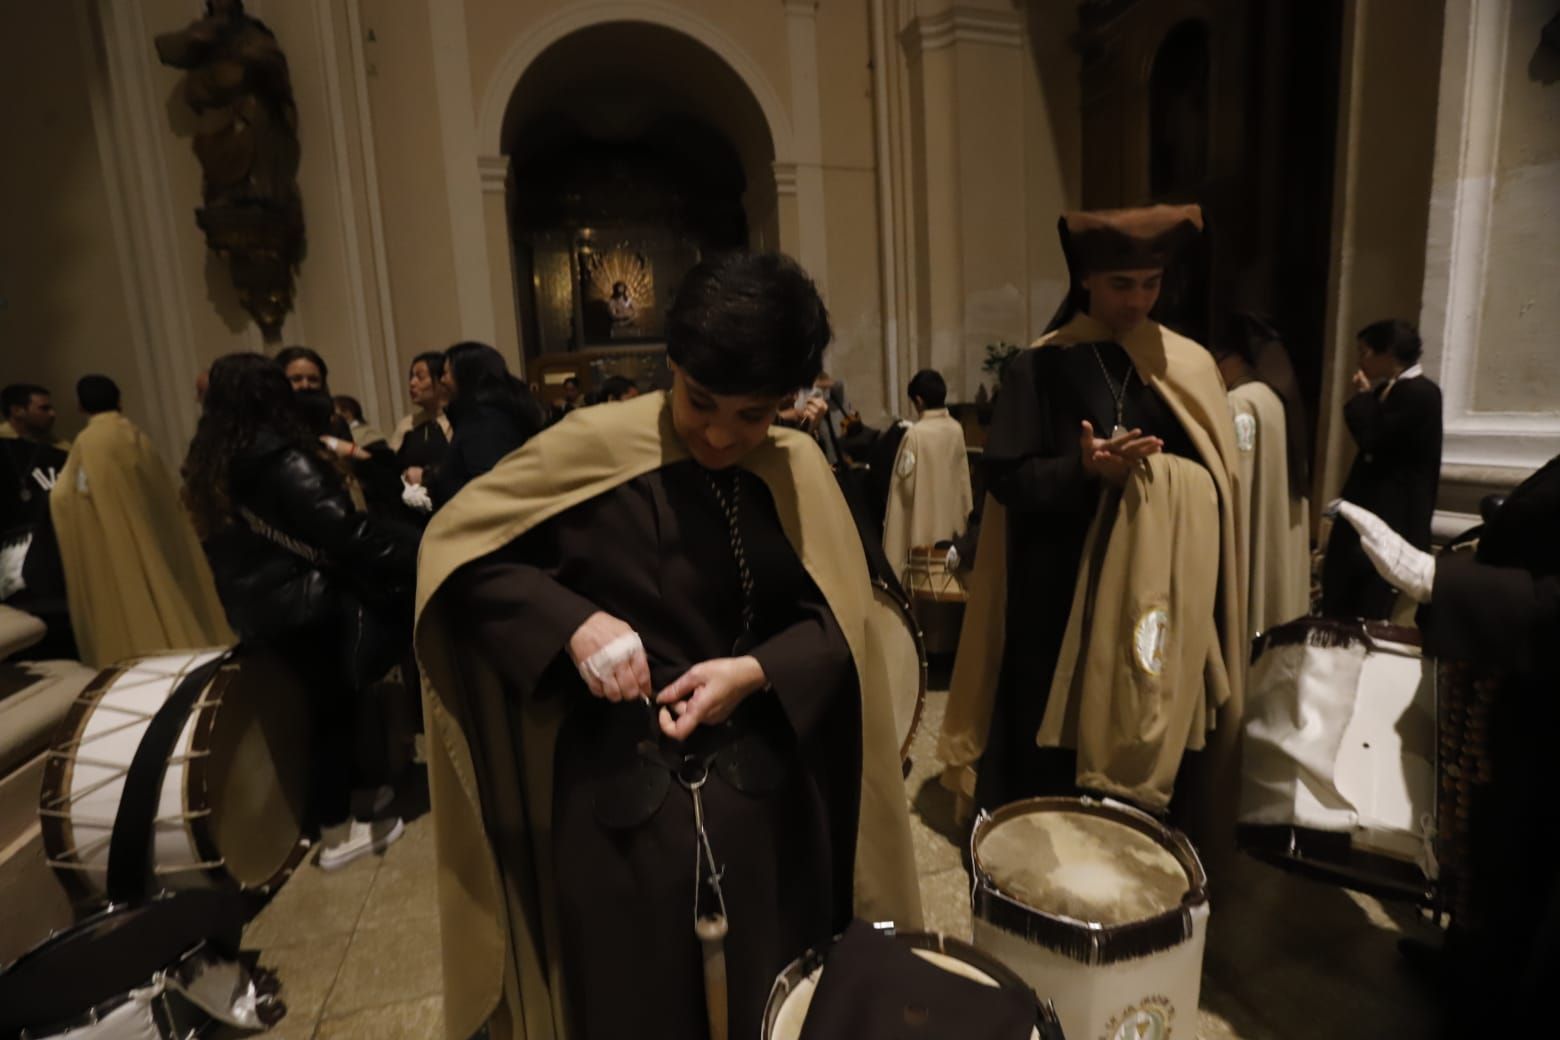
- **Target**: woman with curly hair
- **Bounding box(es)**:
[184,352,419,869]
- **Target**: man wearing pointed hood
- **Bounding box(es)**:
[940,206,1246,856]
[415,252,920,1040]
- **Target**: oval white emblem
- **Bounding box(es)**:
[1134,608,1170,676]
[1234,412,1257,453]
[1107,996,1174,1040]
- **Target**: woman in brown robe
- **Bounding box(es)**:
[415,252,921,1040]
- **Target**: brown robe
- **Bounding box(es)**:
[940,314,1245,855]
[414,392,922,1040]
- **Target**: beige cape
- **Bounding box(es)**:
[882,409,975,582]
[414,391,923,1040]
[1038,451,1223,810]
[939,314,1246,823]
[50,412,233,668]
[1229,381,1310,636]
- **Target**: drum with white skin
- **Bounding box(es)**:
[1238,617,1438,904]
[763,930,1064,1039]
[39,648,311,903]
[971,797,1209,1040]
[864,579,928,765]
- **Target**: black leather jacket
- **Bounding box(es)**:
[203,433,418,642]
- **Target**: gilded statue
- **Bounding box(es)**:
[156,0,305,342]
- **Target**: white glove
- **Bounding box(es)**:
[400,478,433,514]
[945,545,960,572]
[1330,499,1435,603]
[579,632,646,687]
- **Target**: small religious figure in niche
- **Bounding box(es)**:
[582,246,654,341]
[156,0,305,342]
[607,281,637,328]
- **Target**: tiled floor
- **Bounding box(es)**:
[241,687,1441,1039]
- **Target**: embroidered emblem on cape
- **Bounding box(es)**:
[896,446,917,478]
[1103,994,1174,1040]
[1133,608,1170,676]
[1234,412,1257,453]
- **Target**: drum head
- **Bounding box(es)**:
[867,581,927,761]
[764,931,1060,1040]
[197,649,311,890]
[0,889,246,1034]
[977,805,1188,926]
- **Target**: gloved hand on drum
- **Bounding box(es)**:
[1328,499,1435,603]
[568,611,652,702]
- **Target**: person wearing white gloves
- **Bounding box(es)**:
[1332,455,1560,1038]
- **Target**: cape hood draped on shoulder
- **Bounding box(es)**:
[940,315,1246,822]
[414,391,923,1040]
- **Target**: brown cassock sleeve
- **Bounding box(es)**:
[750,591,853,741]
[447,539,598,699]
[1417,554,1560,679]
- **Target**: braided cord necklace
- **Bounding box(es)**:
[703,469,756,653]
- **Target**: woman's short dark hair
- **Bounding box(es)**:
[276,345,329,383]
[666,252,831,396]
[1357,319,1423,365]
[907,369,948,409]
[410,350,445,382]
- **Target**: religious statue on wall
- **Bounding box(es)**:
[581,245,655,341]
[156,0,305,343]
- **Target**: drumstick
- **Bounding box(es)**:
[697,913,729,1040]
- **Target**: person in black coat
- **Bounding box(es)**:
[184,353,419,870]
[430,342,545,509]
[1334,455,1560,1037]
[1321,319,1442,618]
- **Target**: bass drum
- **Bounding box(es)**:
[1238,617,1438,905]
[864,579,928,764]
[40,647,311,904]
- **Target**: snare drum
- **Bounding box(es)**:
[971,797,1209,1040]
[763,930,1063,1039]
[1238,617,1437,904]
[902,545,968,604]
[865,579,928,763]
[39,648,311,903]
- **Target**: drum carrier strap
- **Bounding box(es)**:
[106,650,236,904]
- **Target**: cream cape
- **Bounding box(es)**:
[1038,451,1222,809]
[882,409,975,581]
[1229,381,1310,636]
[940,314,1247,816]
[414,391,923,1040]
[50,412,232,667]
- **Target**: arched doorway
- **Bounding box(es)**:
[497,22,780,400]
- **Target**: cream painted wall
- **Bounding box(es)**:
[0,4,147,449]
[357,1,464,377]
[815,0,889,421]
[1417,0,1559,521]
[1314,0,1444,509]
[1471,0,1560,413]
[1023,1,1084,343]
